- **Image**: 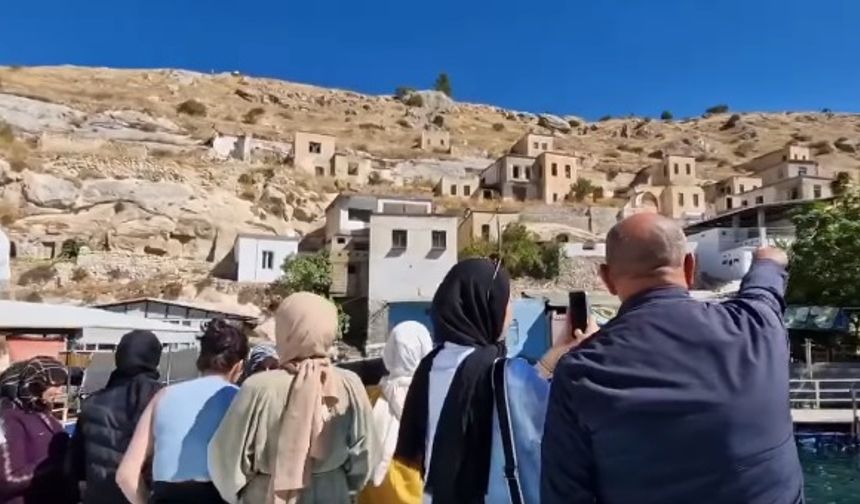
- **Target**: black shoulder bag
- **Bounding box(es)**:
[492,358,524,504]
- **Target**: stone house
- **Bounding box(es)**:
[331,153,372,182]
[293,131,336,175]
[621,155,706,221]
[705,146,832,216]
[434,175,480,199]
[457,209,520,250]
[479,133,582,204]
[420,130,451,153]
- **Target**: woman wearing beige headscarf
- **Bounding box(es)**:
[208,292,380,504]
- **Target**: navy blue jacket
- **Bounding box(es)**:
[542,259,803,504]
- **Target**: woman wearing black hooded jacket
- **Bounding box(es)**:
[66,330,163,504]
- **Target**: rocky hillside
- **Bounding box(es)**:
[0,65,859,304]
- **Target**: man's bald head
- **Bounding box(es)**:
[600,214,693,300]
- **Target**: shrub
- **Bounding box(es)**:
[162,281,184,299]
[720,113,742,131]
[434,73,453,97]
[71,268,90,282]
[368,171,384,186]
[404,94,424,107]
[396,118,412,128]
[492,122,505,132]
[0,201,19,226]
[832,171,853,195]
[0,121,13,144]
[705,104,729,115]
[570,177,598,202]
[660,110,673,121]
[394,86,416,99]
[432,115,445,127]
[107,268,129,280]
[460,224,559,280]
[834,138,856,153]
[568,119,582,128]
[598,115,612,122]
[176,99,207,117]
[243,107,265,124]
[18,265,57,286]
[810,140,834,155]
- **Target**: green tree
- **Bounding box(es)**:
[787,190,860,306]
[460,223,560,279]
[274,251,350,336]
[831,171,853,196]
[434,72,453,97]
[660,110,673,121]
[570,177,597,202]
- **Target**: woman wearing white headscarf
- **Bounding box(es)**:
[358,321,433,504]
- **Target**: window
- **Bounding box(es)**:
[533,142,539,149]
[513,166,520,179]
[432,230,447,250]
[693,194,700,207]
[542,143,548,150]
[483,189,493,199]
[315,166,325,176]
[392,230,408,249]
[347,264,357,274]
[673,163,679,174]
[678,192,684,206]
[525,167,531,180]
[329,165,336,177]
[813,184,822,198]
[790,188,800,200]
[353,241,369,251]
[464,185,471,196]
[347,162,359,176]
[553,193,558,202]
[686,163,691,175]
[481,224,491,240]
[664,166,669,176]
[551,163,558,176]
[261,250,274,270]
[347,208,371,223]
[798,166,808,176]
[337,237,346,244]
[755,196,764,204]
[782,155,787,161]
[450,185,457,196]
[739,184,745,193]
[742,200,748,207]
[726,197,733,209]
[440,139,446,146]
[309,141,322,154]
[565,165,571,178]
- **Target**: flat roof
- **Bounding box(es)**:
[683,198,831,234]
[295,130,336,138]
[235,233,299,242]
[93,297,258,320]
[325,193,433,212]
[0,300,199,344]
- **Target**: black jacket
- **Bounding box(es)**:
[66,377,162,504]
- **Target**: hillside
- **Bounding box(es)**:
[0,65,858,305]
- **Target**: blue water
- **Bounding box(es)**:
[798,437,859,503]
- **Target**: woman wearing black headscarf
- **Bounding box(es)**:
[395,258,592,504]
[66,330,163,504]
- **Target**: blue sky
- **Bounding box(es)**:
[0,0,858,120]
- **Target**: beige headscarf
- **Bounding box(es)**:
[270,292,343,504]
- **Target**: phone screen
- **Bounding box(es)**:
[568,291,589,332]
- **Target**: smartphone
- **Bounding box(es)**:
[568,291,590,332]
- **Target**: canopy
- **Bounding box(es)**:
[0,300,200,345]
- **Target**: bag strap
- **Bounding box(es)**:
[492,358,524,504]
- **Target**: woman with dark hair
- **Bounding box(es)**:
[0,356,73,504]
[395,258,591,504]
[116,319,249,504]
[66,330,163,504]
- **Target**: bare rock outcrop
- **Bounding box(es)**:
[22,171,77,209]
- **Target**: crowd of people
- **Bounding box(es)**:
[0,213,804,504]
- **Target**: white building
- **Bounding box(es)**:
[233,233,299,283]
[367,211,458,349]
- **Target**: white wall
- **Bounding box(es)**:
[235,237,298,283]
[368,215,458,302]
[563,243,606,258]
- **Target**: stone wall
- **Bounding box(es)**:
[74,251,212,281]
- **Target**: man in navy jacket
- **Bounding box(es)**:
[542,213,803,504]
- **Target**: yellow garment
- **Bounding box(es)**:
[357,388,422,504]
